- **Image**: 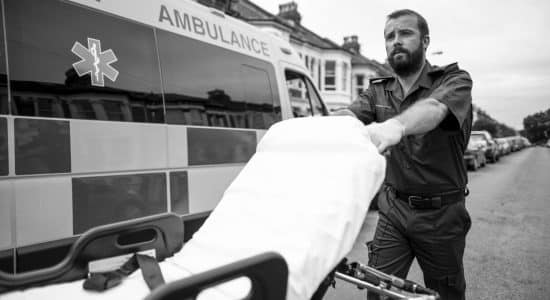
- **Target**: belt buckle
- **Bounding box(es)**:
[431,196,442,208]
[407,195,422,208]
[408,195,442,209]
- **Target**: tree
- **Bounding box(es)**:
[472,118,498,136]
[472,106,517,138]
[523,108,550,144]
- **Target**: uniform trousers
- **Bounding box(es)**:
[367,186,471,300]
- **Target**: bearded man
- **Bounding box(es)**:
[335,9,473,300]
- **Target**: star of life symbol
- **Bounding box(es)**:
[71,38,118,87]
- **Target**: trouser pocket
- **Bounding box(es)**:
[457,200,472,234]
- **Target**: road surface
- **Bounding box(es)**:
[324,146,550,299]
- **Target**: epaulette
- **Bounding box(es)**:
[369,76,393,84]
[428,62,459,76]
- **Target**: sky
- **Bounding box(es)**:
[251,0,550,130]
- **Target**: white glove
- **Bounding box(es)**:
[365,118,405,153]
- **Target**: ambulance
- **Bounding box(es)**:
[0,0,328,274]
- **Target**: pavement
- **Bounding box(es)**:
[324,146,550,300]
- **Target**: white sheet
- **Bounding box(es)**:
[4,116,385,300]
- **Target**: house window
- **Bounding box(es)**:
[357,74,364,86]
[324,60,336,91]
[318,60,322,88]
[342,62,348,91]
[310,57,316,79]
[356,74,365,98]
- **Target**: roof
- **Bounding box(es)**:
[233,0,350,51]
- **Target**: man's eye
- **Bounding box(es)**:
[385,33,394,40]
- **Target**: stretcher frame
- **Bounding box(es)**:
[331,264,440,300]
[0,213,438,300]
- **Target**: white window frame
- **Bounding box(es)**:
[324,60,336,91]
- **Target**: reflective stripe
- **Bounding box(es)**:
[0,117,7,176]
[188,127,256,165]
[14,176,72,246]
[14,118,71,175]
[0,180,13,250]
[0,248,14,274]
[8,123,259,246]
[167,125,188,168]
[170,171,189,215]
[72,173,167,234]
[71,120,168,173]
[188,166,243,213]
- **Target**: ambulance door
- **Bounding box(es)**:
[279,62,328,118]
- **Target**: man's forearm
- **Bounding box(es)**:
[394,98,448,136]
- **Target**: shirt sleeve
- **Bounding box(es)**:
[430,67,473,130]
[348,87,376,125]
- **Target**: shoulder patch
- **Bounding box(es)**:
[369,76,393,84]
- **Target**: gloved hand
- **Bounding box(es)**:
[365,118,405,153]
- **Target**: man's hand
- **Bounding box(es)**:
[365,118,405,153]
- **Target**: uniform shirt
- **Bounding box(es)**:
[348,61,473,194]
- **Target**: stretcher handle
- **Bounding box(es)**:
[0,213,184,293]
[333,260,439,300]
[335,272,419,299]
[351,262,440,299]
[145,252,288,300]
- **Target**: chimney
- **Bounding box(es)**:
[342,35,361,54]
[277,2,301,26]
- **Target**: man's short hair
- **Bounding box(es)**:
[387,9,429,38]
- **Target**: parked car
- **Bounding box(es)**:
[464,139,486,170]
[471,131,499,163]
[495,137,511,156]
[506,136,524,152]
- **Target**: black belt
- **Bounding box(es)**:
[392,188,466,209]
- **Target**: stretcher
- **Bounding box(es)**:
[0,117,438,299]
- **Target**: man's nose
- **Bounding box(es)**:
[391,34,403,46]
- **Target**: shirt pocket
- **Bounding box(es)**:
[374,104,397,122]
[408,128,448,156]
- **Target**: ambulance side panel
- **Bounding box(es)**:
[0,0,323,273]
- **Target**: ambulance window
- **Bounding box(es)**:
[285,70,327,117]
[0,8,7,115]
[156,29,281,129]
[4,0,164,123]
[306,79,326,115]
[240,65,277,128]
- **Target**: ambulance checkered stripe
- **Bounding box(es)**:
[0,116,259,248]
[0,118,7,176]
[14,118,71,175]
[0,0,315,275]
[0,180,12,250]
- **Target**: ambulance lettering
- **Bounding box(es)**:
[71,38,119,87]
[158,4,270,57]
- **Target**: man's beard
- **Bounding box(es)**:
[388,46,424,77]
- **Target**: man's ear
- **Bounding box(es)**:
[422,35,430,51]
